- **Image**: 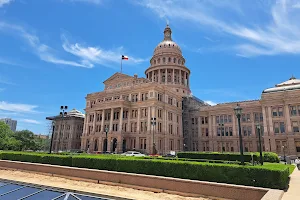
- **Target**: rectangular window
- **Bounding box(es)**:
[274,122,279,134]
[246,114,251,122]
[242,114,246,122]
[278,107,283,116]
[224,115,228,123]
[216,116,219,124]
[291,106,297,116]
[248,127,252,136]
[228,115,232,123]
[280,122,285,133]
[220,115,223,123]
[273,108,278,117]
[292,121,299,133]
[243,127,247,136]
[205,117,208,124]
[260,113,263,122]
[229,127,233,136]
[298,106,300,116]
[254,113,259,122]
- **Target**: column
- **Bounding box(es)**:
[119,107,123,133]
[109,108,114,132]
[285,104,292,133]
[93,112,96,134]
[158,69,161,83]
[262,106,268,135]
[208,115,213,151]
[165,69,167,83]
[129,94,132,101]
[100,110,105,132]
[179,70,182,85]
[267,107,273,135]
[128,108,131,132]
[138,92,141,101]
[184,71,187,86]
[232,113,237,136]
[147,107,151,133]
[85,113,89,136]
[251,112,255,138]
[172,69,175,84]
[137,108,141,132]
[83,114,87,136]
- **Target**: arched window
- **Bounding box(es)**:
[154,60,156,65]
[173,58,176,63]
[162,75,165,82]
[168,57,171,62]
[178,59,181,64]
[163,57,166,63]
[158,58,160,64]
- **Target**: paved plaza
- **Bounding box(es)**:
[282,166,300,200]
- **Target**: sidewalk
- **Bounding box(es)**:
[282,166,300,200]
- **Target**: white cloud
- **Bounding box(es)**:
[20,119,41,124]
[0,76,14,85]
[61,34,147,68]
[138,0,300,57]
[204,100,217,106]
[0,21,91,68]
[0,101,38,113]
[0,0,13,7]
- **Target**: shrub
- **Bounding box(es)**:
[0,151,289,189]
[177,152,258,162]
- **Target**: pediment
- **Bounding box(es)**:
[103,73,133,84]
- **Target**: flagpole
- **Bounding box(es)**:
[121,57,123,73]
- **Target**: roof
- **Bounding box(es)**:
[263,76,300,93]
[46,108,85,120]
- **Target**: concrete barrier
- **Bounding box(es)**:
[0,160,283,200]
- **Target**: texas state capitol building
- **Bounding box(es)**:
[81,25,300,157]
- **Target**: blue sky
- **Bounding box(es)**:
[1,0,300,134]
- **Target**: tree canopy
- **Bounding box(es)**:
[0,121,50,151]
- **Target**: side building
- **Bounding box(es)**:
[185,76,300,158]
[81,25,193,154]
[0,118,17,132]
[46,109,84,152]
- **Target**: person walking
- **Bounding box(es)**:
[295,157,300,170]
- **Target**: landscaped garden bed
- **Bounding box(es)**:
[0,151,291,190]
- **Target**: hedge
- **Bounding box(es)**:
[0,151,289,189]
[177,152,280,163]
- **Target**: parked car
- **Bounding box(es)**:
[163,153,176,158]
[121,151,146,157]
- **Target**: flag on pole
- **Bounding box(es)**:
[122,55,129,60]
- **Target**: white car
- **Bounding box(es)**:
[121,151,146,157]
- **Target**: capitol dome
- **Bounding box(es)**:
[153,25,182,56]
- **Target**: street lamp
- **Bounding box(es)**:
[105,127,108,152]
[256,123,263,165]
[282,145,286,164]
[218,123,224,153]
[234,104,244,165]
[151,117,157,154]
[49,121,55,154]
[58,106,68,152]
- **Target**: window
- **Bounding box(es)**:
[220,115,223,123]
[298,106,300,116]
[163,57,166,63]
[242,114,246,122]
[216,116,219,124]
[272,108,278,117]
[274,122,279,134]
[243,127,247,136]
[254,113,259,122]
[280,122,285,133]
[278,107,283,116]
[293,122,299,132]
[229,127,233,136]
[228,115,232,123]
[248,127,252,136]
[246,114,251,122]
[224,115,228,123]
[291,106,297,116]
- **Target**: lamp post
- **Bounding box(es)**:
[58,106,68,152]
[218,123,224,153]
[105,127,108,152]
[282,145,286,164]
[234,104,244,165]
[49,121,55,154]
[151,117,157,154]
[256,123,263,165]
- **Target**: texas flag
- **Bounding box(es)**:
[122,55,129,60]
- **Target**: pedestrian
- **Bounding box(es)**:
[295,157,300,170]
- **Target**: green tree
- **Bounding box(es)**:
[14,130,36,151]
[0,121,20,150]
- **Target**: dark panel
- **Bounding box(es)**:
[0,184,22,195]
[76,194,106,200]
[24,190,63,200]
[1,187,40,200]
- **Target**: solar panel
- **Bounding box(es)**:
[0,180,116,200]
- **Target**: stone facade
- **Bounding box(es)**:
[47,109,84,152]
[82,25,190,154]
[185,77,300,157]
[81,25,300,157]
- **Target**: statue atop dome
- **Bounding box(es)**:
[163,24,172,41]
